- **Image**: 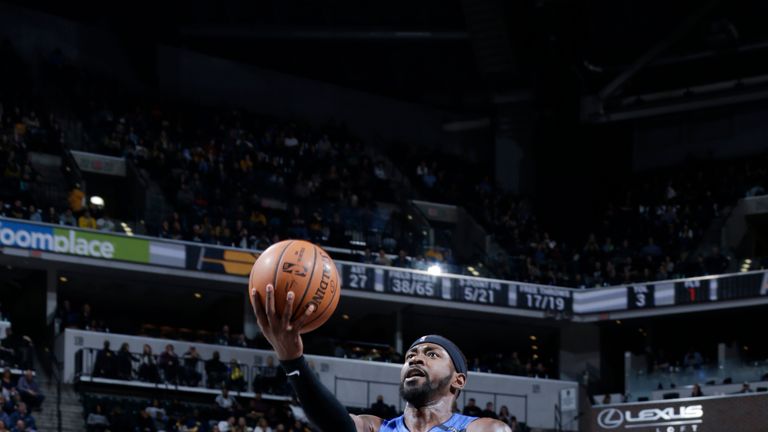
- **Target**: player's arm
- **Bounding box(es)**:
[251,284,382,432]
[468,418,514,432]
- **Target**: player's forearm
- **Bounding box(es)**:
[280,355,357,432]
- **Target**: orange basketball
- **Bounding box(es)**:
[248,240,341,333]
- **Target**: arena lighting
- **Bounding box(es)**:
[529,335,537,341]
[59,276,68,283]
[745,259,752,264]
[342,314,350,320]
[89,196,105,207]
[193,292,203,299]
[427,264,442,275]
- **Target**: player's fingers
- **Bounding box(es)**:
[283,291,295,330]
[251,288,269,328]
[289,303,317,333]
[264,284,276,325]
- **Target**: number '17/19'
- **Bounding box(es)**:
[525,293,565,310]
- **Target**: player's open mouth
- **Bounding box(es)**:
[404,367,427,381]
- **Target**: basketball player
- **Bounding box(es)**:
[251,284,512,432]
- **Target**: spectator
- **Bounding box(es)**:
[509,415,524,432]
[145,399,166,420]
[369,395,394,419]
[15,370,43,410]
[8,403,34,431]
[215,388,238,418]
[67,184,84,213]
[96,214,115,232]
[116,343,136,380]
[86,404,110,432]
[253,417,272,432]
[138,344,160,383]
[135,409,156,432]
[704,246,729,275]
[92,341,117,379]
[392,250,410,268]
[690,384,703,397]
[181,346,202,387]
[206,351,227,389]
[738,382,753,394]
[58,209,76,226]
[159,344,180,384]
[253,357,285,395]
[246,394,269,424]
[78,210,97,229]
[216,325,231,346]
[462,398,482,417]
[374,249,392,266]
[498,405,512,425]
[11,419,31,432]
[26,206,40,223]
[227,359,246,392]
[480,402,498,419]
[107,406,132,432]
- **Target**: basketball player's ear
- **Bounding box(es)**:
[452,372,466,392]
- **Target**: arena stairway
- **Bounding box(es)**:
[36,360,85,432]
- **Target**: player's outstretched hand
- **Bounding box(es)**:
[251,284,316,360]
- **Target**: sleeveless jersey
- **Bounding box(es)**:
[378,413,477,432]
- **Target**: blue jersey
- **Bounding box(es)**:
[378,413,477,432]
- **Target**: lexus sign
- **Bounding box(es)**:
[588,393,768,432]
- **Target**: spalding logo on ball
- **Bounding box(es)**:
[248,240,341,333]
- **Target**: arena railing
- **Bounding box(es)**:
[74,347,292,401]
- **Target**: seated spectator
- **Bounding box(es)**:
[254,417,272,432]
[215,388,239,418]
[145,399,166,420]
[138,344,160,383]
[86,404,110,432]
[8,403,35,431]
[15,370,43,410]
[481,402,497,419]
[235,416,252,432]
[116,343,136,380]
[135,409,155,432]
[159,344,180,384]
[509,415,525,432]
[253,357,286,395]
[11,419,32,432]
[690,384,704,397]
[58,209,76,226]
[462,398,482,417]
[108,406,132,432]
[498,405,512,425]
[1,368,16,397]
[93,341,117,378]
[78,210,97,229]
[227,359,246,392]
[246,394,269,423]
[206,351,227,389]
[181,346,202,387]
[216,325,232,346]
[368,395,394,419]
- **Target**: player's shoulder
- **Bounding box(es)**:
[351,413,385,432]
[468,417,513,432]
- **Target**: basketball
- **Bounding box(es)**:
[248,240,341,333]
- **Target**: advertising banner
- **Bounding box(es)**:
[588,393,768,432]
[70,150,127,176]
[0,218,149,263]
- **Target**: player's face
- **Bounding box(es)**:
[399,343,454,406]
